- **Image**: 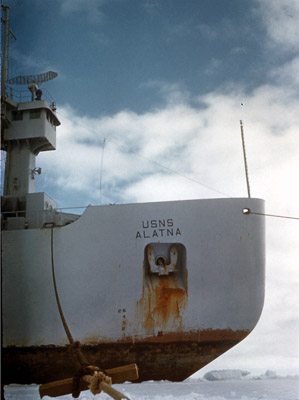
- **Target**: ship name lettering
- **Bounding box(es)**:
[142,219,174,229]
[136,223,181,239]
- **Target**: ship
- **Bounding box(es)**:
[1,6,265,386]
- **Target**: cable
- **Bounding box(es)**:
[243,209,299,221]
[240,120,251,198]
[99,138,106,204]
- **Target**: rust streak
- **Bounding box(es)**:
[137,275,187,333]
[137,257,188,335]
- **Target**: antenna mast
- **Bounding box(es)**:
[240,120,251,198]
[1,5,16,98]
[1,5,10,98]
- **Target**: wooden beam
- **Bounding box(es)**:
[39,363,138,398]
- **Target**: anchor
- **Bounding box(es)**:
[147,244,178,275]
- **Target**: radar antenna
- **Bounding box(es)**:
[8,71,58,85]
[1,6,58,101]
[8,71,59,101]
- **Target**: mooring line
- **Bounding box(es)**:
[50,226,132,399]
[243,209,299,220]
[50,226,89,367]
[51,226,74,344]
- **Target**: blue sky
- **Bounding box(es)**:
[7,0,282,116]
[2,0,299,376]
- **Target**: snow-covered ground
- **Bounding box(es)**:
[4,371,299,400]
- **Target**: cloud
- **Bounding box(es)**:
[143,0,160,15]
[230,47,247,55]
[59,0,107,23]
[141,80,192,107]
[204,58,222,75]
[38,64,299,210]
[9,48,56,77]
[270,56,299,88]
[255,0,299,52]
[196,23,218,40]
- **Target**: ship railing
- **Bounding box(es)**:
[1,206,89,217]
[55,206,89,211]
[55,206,89,215]
[1,206,88,228]
[5,85,57,109]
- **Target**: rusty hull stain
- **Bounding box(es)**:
[2,329,249,384]
[118,328,249,344]
[137,260,188,334]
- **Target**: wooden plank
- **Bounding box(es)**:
[39,363,138,398]
[102,364,138,383]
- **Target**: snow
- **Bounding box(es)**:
[203,370,250,381]
[264,370,277,379]
[4,371,299,400]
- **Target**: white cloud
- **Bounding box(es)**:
[204,58,222,75]
[9,48,57,77]
[141,81,191,106]
[196,23,218,40]
[39,72,299,211]
[59,0,107,23]
[270,56,299,88]
[230,47,247,55]
[256,0,299,52]
[143,0,160,15]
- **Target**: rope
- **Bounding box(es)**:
[50,226,124,399]
[51,226,75,345]
[51,226,91,369]
[243,209,299,220]
[83,369,112,395]
[51,226,90,397]
[83,370,130,399]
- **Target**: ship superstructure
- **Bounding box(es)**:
[1,89,80,229]
[1,6,265,385]
[1,9,77,230]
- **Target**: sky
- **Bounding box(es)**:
[2,0,299,376]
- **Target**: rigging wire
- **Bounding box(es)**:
[245,210,299,221]
[99,138,106,205]
[56,111,231,198]
[240,120,251,198]
[55,113,299,221]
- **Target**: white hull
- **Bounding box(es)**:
[2,197,265,383]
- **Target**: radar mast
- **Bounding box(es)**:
[1,5,61,229]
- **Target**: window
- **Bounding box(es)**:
[29,110,41,119]
[46,111,54,125]
[12,110,23,121]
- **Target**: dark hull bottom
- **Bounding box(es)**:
[2,330,249,384]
